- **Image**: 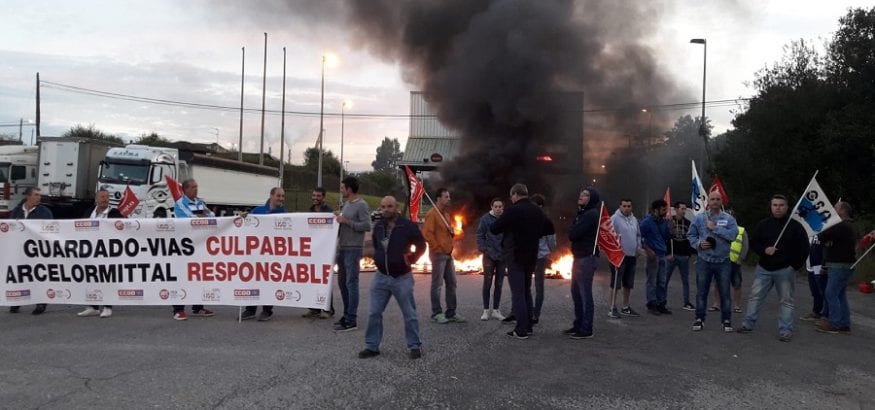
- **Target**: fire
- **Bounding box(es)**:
[453,214,464,236]
[546,251,574,280]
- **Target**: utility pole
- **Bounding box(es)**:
[259,33,267,165]
[35,72,40,139]
[238,46,245,162]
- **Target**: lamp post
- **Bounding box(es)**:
[210,127,219,146]
[690,38,709,170]
[340,100,350,183]
[317,55,326,187]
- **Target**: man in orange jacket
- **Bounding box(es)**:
[423,188,464,324]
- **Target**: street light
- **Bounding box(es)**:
[340,100,351,183]
[209,127,219,145]
[690,38,709,169]
[316,53,338,188]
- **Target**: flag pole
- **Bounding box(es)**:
[608,256,625,316]
[851,242,875,270]
[592,202,603,255]
[773,170,818,247]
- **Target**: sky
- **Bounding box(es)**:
[0,0,870,172]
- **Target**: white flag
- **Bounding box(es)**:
[792,176,842,236]
[691,160,707,215]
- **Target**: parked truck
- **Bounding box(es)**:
[0,145,39,218]
[97,145,279,218]
[1,138,118,219]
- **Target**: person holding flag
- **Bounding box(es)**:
[640,199,672,315]
[736,194,808,341]
[608,198,642,318]
[564,186,601,339]
[424,187,463,324]
[687,191,739,333]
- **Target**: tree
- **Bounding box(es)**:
[134,132,173,147]
[61,124,125,145]
[303,147,342,178]
[371,137,403,172]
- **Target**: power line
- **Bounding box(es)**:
[39,79,751,119]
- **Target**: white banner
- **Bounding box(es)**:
[0,214,338,308]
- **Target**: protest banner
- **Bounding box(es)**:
[0,214,339,308]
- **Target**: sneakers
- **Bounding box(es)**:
[99,308,112,318]
[31,304,46,315]
[446,314,466,323]
[78,307,100,317]
[815,321,839,334]
[241,310,257,321]
[490,310,505,321]
[646,304,661,315]
[708,306,720,312]
[191,308,215,317]
[334,317,347,327]
[501,314,516,323]
[682,303,695,311]
[318,310,332,319]
[722,320,734,333]
[800,312,822,322]
[409,349,422,360]
[506,330,529,340]
[335,322,358,332]
[737,326,753,334]
[431,313,449,324]
[733,307,743,313]
[562,327,577,335]
[358,349,380,359]
[620,306,641,317]
[569,331,594,340]
[302,310,321,319]
[692,319,704,331]
[778,332,792,342]
[257,311,273,322]
[656,305,672,315]
[608,307,621,319]
[173,311,188,321]
[481,309,490,321]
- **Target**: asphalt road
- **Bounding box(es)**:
[2,264,874,409]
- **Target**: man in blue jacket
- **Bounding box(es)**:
[566,186,601,339]
[358,196,426,360]
[8,187,53,315]
[640,199,673,315]
[242,187,287,321]
[687,191,739,332]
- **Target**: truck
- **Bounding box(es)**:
[97,145,279,218]
[0,145,39,218]
[1,138,118,219]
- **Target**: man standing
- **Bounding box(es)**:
[801,235,828,321]
[530,194,556,325]
[8,187,52,315]
[737,194,807,341]
[241,187,286,322]
[564,186,600,339]
[490,183,551,339]
[334,176,371,332]
[423,188,464,323]
[816,202,860,334]
[640,199,672,315]
[304,187,334,319]
[476,197,506,321]
[172,179,216,321]
[609,198,641,318]
[688,191,739,333]
[666,201,695,311]
[77,189,124,319]
[358,196,426,360]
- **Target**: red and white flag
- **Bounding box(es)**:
[403,166,424,222]
[709,175,729,205]
[117,185,140,217]
[663,186,672,218]
[597,202,625,268]
[165,175,183,202]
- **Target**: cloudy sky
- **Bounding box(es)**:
[0,1,869,171]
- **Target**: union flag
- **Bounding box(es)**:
[597,202,625,268]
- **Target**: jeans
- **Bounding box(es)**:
[430,253,457,317]
[695,260,732,322]
[337,248,363,324]
[807,270,829,317]
[824,267,853,328]
[507,262,534,334]
[481,255,505,309]
[665,255,691,305]
[645,255,668,306]
[365,272,421,351]
[533,258,547,319]
[571,256,596,334]
[742,265,795,333]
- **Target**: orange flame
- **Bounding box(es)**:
[453,214,464,236]
[546,251,574,280]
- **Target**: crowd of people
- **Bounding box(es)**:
[6,178,875,358]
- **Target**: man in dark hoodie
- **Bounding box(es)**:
[565,186,601,339]
[490,183,552,340]
[738,194,808,341]
[816,201,860,334]
[358,196,426,359]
